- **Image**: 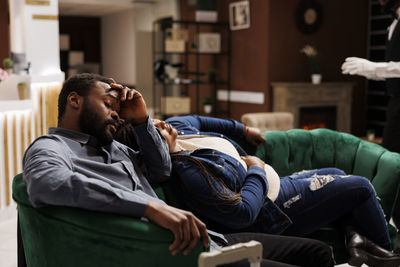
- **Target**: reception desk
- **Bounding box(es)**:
[0,73,63,222]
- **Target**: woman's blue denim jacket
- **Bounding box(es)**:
[165,115,292,234]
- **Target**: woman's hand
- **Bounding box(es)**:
[244,126,266,146]
[241,155,265,169]
[109,80,148,125]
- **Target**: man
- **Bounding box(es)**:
[23,73,334,267]
[23,73,208,256]
[342,0,400,153]
[341,0,400,230]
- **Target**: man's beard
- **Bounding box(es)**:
[79,100,116,146]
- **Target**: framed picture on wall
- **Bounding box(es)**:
[229,1,250,31]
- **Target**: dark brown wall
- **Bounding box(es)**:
[268,0,368,135]
[180,0,368,135]
[59,16,101,63]
[0,0,10,62]
[219,0,270,117]
[180,0,270,117]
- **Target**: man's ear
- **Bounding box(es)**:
[67,92,82,109]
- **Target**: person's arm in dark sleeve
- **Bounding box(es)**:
[173,161,267,230]
[166,115,244,137]
[166,115,266,146]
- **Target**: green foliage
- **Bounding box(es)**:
[3,58,13,68]
[208,68,217,82]
[201,96,214,105]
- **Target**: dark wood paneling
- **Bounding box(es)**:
[268,0,368,135]
[59,16,101,63]
[0,0,10,61]
[219,0,270,120]
[180,0,368,135]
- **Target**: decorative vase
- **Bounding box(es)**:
[203,105,212,114]
[5,68,12,75]
[17,84,29,99]
[311,74,322,84]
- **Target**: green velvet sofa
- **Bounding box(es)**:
[12,173,208,267]
[13,128,400,266]
[252,128,400,263]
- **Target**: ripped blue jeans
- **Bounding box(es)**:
[274,168,392,250]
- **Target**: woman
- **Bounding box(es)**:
[114,115,400,266]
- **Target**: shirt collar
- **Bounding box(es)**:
[49,127,99,146]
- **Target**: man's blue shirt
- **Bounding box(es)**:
[23,118,171,218]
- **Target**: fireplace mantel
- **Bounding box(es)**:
[271,82,354,132]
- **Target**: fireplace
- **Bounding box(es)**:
[271,82,354,132]
[299,106,337,130]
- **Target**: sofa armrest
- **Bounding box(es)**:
[13,174,208,267]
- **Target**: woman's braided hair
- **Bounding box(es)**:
[171,153,243,210]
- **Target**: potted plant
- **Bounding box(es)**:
[208,68,217,83]
[201,97,214,114]
[17,82,29,99]
[3,58,13,75]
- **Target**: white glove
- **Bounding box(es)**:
[341,57,385,80]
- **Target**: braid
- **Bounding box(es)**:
[171,153,242,209]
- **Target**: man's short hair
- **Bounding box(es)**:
[58,73,112,123]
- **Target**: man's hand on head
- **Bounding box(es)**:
[109,80,148,125]
[144,200,210,255]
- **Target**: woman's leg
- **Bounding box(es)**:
[275,174,392,250]
[283,168,346,179]
[222,232,334,267]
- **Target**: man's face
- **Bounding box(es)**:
[78,81,120,146]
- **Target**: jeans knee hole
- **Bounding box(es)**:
[308,174,335,191]
[283,194,301,209]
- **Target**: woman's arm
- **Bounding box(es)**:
[172,158,268,230]
[166,115,265,146]
[166,115,244,137]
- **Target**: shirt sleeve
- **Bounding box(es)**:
[173,161,267,230]
[133,118,172,183]
[23,137,163,218]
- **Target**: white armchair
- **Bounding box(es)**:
[241,112,294,132]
